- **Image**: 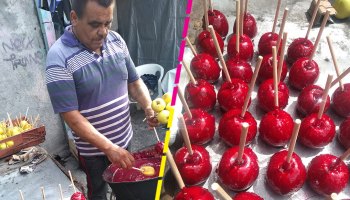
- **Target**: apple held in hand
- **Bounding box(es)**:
[217,146,259,191]
[185,79,217,111]
[151,98,166,112]
[175,145,212,185]
[308,154,349,195]
[174,186,214,200]
[157,110,170,124]
[190,53,221,83]
[196,30,224,58]
[183,109,215,145]
[162,93,172,104]
[206,9,229,38]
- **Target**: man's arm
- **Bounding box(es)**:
[128,79,158,127]
[61,110,134,168]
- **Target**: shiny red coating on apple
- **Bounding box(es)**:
[227,34,254,61]
[174,186,215,200]
[338,118,350,149]
[258,32,279,56]
[196,30,224,58]
[218,79,250,112]
[299,113,335,148]
[183,109,215,145]
[233,192,263,200]
[332,83,350,118]
[257,79,289,112]
[233,13,258,38]
[259,109,294,147]
[266,150,306,195]
[206,9,229,38]
[286,38,314,65]
[190,53,221,83]
[70,192,86,200]
[257,54,287,83]
[185,79,216,111]
[225,58,253,83]
[175,145,212,186]
[297,85,330,116]
[289,58,319,90]
[308,154,349,195]
[217,146,259,191]
[218,109,257,146]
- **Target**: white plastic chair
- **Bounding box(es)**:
[135,63,164,99]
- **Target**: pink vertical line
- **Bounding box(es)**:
[174,63,182,84]
[186,0,193,14]
[177,39,186,62]
[182,16,190,38]
[171,86,178,106]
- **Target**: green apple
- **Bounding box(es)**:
[333,0,350,19]
[0,143,6,150]
[157,110,170,124]
[162,93,172,104]
[151,98,166,112]
[6,140,14,148]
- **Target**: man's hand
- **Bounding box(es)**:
[105,145,135,169]
[145,107,159,127]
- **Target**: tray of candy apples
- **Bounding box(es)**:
[168,0,350,199]
[0,112,45,159]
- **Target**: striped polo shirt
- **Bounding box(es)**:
[46,26,139,156]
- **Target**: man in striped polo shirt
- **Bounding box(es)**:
[45,0,158,199]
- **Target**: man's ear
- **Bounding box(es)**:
[70,10,78,26]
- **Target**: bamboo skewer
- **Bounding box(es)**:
[237,123,249,163]
[203,0,209,30]
[305,0,322,39]
[58,184,64,200]
[240,0,244,36]
[211,183,232,200]
[272,0,282,33]
[68,170,77,193]
[244,0,248,14]
[276,8,289,52]
[41,187,46,200]
[272,46,279,108]
[277,32,288,83]
[286,119,301,163]
[7,113,13,127]
[166,150,185,189]
[178,115,194,155]
[327,36,344,91]
[185,37,197,57]
[208,0,213,12]
[178,89,192,119]
[331,67,350,88]
[309,11,330,62]
[317,75,333,119]
[153,127,160,142]
[339,148,350,161]
[181,61,197,85]
[19,190,24,200]
[236,0,240,53]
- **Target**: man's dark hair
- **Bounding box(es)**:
[71,0,114,18]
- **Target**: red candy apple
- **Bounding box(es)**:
[190,53,221,83]
[257,54,287,83]
[225,58,253,84]
[299,113,335,148]
[219,109,257,146]
[175,145,212,185]
[297,85,330,116]
[205,9,229,38]
[338,118,350,149]
[266,150,307,195]
[257,79,289,112]
[286,38,314,65]
[289,58,319,90]
[227,34,254,61]
[233,13,258,39]
[259,109,294,147]
[308,154,349,195]
[217,79,250,112]
[185,79,216,111]
[183,109,215,145]
[258,32,279,56]
[196,30,224,58]
[70,192,86,200]
[233,192,263,200]
[174,186,215,200]
[332,83,350,118]
[217,146,259,191]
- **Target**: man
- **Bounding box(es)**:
[45,0,158,199]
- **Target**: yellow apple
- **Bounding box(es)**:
[333,0,350,19]
[20,120,29,128]
[0,122,6,129]
[6,140,14,148]
[12,127,22,136]
[165,103,174,112]
[23,123,32,131]
[0,134,6,141]
[0,128,4,135]
[0,143,6,150]
[151,98,166,112]
[6,127,14,137]
[157,110,170,124]
[162,93,172,104]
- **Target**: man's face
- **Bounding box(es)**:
[71,1,114,52]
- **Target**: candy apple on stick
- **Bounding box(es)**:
[286,0,321,64]
[211,183,263,200]
[233,0,258,38]
[183,61,217,111]
[338,118,350,149]
[299,75,336,148]
[330,63,350,118]
[69,171,86,200]
[204,0,229,38]
[187,37,221,83]
[266,119,307,195]
[308,148,350,195]
[218,56,262,146]
[166,150,215,200]
[217,123,259,191]
[179,89,215,145]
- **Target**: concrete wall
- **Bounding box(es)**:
[0,0,67,156]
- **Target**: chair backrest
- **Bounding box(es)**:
[135,63,165,99]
